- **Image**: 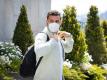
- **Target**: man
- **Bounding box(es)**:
[33,10,74,80]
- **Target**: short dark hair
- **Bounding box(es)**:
[47,10,61,19]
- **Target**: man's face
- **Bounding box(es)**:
[47,15,61,26]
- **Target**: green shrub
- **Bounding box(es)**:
[101,20,107,47]
[63,66,87,80]
[61,6,88,64]
[84,65,107,80]
[63,64,107,80]
[0,42,23,79]
[85,6,107,65]
[13,5,34,55]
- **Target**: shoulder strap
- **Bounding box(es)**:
[60,41,65,61]
[46,34,49,41]
[40,32,49,41]
[35,56,43,72]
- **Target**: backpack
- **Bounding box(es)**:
[19,33,49,78]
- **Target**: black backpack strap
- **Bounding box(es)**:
[35,56,43,72]
[40,32,49,41]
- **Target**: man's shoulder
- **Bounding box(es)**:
[34,32,48,41]
[36,32,47,38]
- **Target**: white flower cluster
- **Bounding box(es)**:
[81,51,93,64]
[0,55,10,65]
[80,51,93,70]
[80,63,92,70]
[63,59,72,68]
[0,42,23,65]
[101,64,107,70]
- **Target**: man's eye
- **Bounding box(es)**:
[50,20,54,23]
[49,20,60,23]
[56,20,60,23]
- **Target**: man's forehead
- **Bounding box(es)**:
[48,15,60,20]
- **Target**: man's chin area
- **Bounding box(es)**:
[51,32,58,34]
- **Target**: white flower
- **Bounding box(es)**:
[0,55,5,60]
[6,50,8,52]
[5,42,9,45]
[80,63,92,70]
[5,56,10,64]
[0,55,10,65]
[63,59,72,68]
[0,41,23,65]
[88,55,93,62]
[1,47,5,50]
[16,46,19,48]
[0,57,5,65]
[82,51,93,63]
[8,53,12,57]
[12,49,15,52]
[11,55,15,58]
[1,52,4,55]
[101,64,107,70]
[10,43,14,46]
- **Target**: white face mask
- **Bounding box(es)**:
[48,23,60,33]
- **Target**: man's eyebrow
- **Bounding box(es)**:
[55,20,60,22]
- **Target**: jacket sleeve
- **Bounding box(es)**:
[61,34,74,53]
[34,33,58,58]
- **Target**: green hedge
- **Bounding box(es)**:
[63,66,87,80]
[63,65,107,80]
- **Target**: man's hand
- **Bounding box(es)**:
[58,31,71,40]
[50,33,59,41]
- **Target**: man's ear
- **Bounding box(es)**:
[46,20,48,26]
[60,19,62,25]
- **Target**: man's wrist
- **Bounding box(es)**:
[51,38,58,42]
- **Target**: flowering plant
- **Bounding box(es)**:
[63,59,72,68]
[80,51,93,70]
[81,51,93,64]
[0,42,23,72]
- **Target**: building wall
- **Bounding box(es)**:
[0,0,51,41]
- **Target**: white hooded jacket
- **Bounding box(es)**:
[33,27,74,80]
